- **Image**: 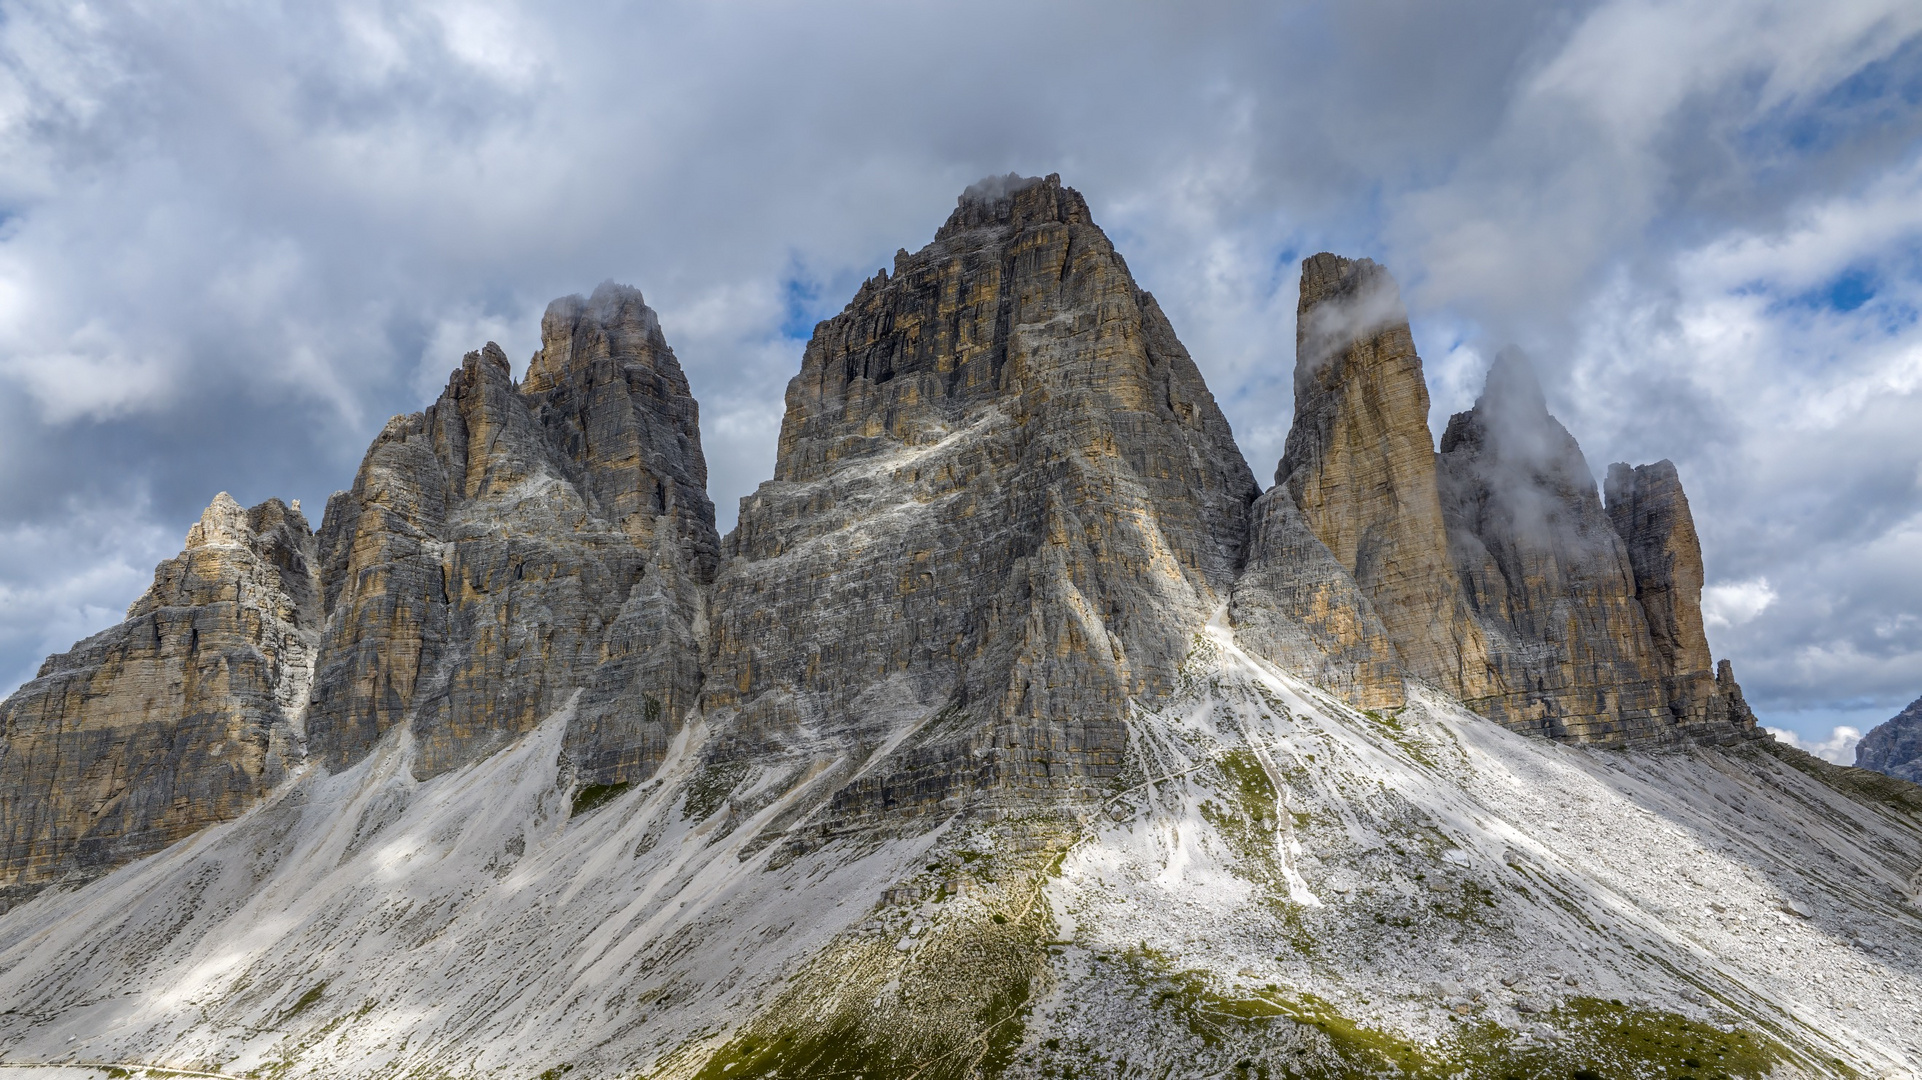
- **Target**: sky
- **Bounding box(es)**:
[1,0,1919,760]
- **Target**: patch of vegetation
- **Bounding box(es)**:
[684,760,751,821]
[1199,750,1285,885]
[569,781,631,817]
[1359,707,1440,769]
[1757,740,1922,818]
[676,843,1057,1080]
[282,981,327,1021]
[1085,949,1810,1080]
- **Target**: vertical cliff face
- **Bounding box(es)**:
[1265,257,1757,746]
[0,494,319,907]
[1604,460,1759,740]
[1229,486,1405,710]
[1435,348,1673,741]
[1273,253,1499,706]
[1603,461,1713,680]
[307,285,713,783]
[707,174,1259,826]
[0,181,1783,920]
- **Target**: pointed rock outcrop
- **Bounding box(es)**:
[0,494,319,908]
[1856,695,1922,783]
[1271,253,1499,706]
[707,174,1259,830]
[308,285,714,783]
[1603,460,1759,741]
[1436,348,1673,740]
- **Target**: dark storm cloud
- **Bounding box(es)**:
[2,0,1919,754]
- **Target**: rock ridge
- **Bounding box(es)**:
[1857,694,1922,783]
[0,493,319,909]
[0,178,1778,908]
[308,285,713,785]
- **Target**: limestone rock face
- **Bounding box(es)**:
[1264,256,1757,746]
[0,494,319,907]
[1602,461,1713,679]
[1273,253,1499,706]
[525,284,720,584]
[1435,348,1673,741]
[1229,486,1404,710]
[0,182,1788,918]
[706,174,1259,828]
[1857,695,1922,783]
[308,285,713,783]
[1603,460,1759,741]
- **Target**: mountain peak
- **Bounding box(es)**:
[936,171,1091,239]
[524,280,673,395]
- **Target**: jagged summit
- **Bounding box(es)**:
[0,491,318,905]
[1438,348,1677,740]
[0,175,1906,1079]
[1273,251,1501,706]
[307,287,712,781]
[716,172,1258,834]
[934,172,1092,240]
[526,281,672,391]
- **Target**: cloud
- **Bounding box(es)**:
[1703,578,1779,628]
[1766,724,1863,765]
[0,0,1918,754]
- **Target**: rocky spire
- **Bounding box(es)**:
[709,173,1259,833]
[525,282,719,582]
[1274,253,1500,705]
[1604,460,1759,740]
[308,292,714,784]
[1603,461,1714,679]
[0,494,319,910]
[1436,348,1674,741]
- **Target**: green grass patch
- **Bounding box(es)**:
[570,781,631,817]
[280,980,327,1024]
[1100,948,1808,1080]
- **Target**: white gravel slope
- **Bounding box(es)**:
[0,622,1916,1078]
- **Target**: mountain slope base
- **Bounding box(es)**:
[1,622,1915,1079]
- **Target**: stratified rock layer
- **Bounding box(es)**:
[1856,696,1922,783]
[1267,257,1757,746]
[0,494,318,908]
[706,174,1259,830]
[1274,253,1500,707]
[308,284,714,783]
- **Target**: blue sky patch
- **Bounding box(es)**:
[779,271,823,342]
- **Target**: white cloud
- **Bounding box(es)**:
[1766,725,1863,765]
[1703,578,1779,629]
[0,497,176,695]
